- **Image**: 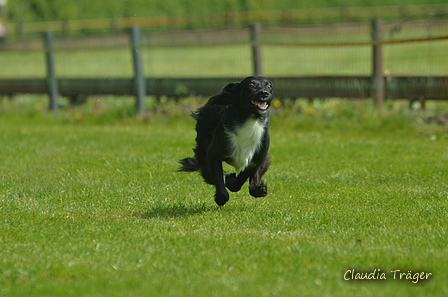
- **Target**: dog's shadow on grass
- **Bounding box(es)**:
[134,203,213,219]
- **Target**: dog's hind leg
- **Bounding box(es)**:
[249,155,271,198]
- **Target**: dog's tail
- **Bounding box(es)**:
[178,157,200,172]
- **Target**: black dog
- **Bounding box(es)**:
[178,76,273,206]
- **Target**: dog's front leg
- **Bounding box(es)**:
[225,171,251,192]
[207,156,229,206]
[249,156,270,197]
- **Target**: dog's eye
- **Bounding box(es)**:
[266,84,272,90]
[248,83,256,89]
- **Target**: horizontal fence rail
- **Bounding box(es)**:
[1,76,447,100]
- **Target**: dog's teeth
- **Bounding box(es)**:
[251,100,269,110]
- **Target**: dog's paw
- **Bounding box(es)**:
[249,181,268,198]
[225,173,239,192]
[214,191,229,206]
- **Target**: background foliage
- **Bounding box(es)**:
[6,0,448,22]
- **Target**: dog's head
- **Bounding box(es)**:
[222,76,273,114]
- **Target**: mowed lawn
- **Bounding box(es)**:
[0,99,447,296]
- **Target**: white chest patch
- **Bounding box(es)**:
[225,117,266,173]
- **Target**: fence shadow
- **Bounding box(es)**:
[134,203,212,219]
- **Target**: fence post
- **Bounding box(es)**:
[251,22,263,76]
[129,26,146,113]
[15,22,24,40]
[43,31,59,112]
[372,19,384,111]
[110,18,118,34]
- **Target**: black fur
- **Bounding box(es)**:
[179,76,273,206]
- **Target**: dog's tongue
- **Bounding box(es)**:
[255,101,268,110]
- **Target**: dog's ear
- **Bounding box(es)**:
[206,82,240,106]
[221,82,240,97]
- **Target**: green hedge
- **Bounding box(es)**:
[6,0,447,22]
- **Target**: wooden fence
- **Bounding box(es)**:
[1,21,448,112]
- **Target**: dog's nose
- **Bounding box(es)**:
[261,90,270,98]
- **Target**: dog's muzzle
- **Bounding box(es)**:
[251,99,270,111]
[251,90,272,112]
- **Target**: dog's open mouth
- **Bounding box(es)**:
[251,100,270,111]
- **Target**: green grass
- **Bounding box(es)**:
[1,96,447,296]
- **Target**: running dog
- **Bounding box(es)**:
[178,76,273,206]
